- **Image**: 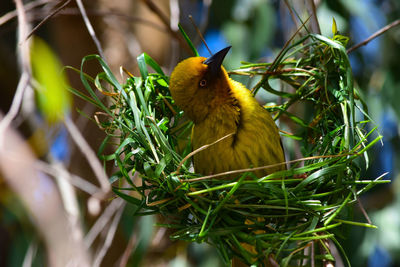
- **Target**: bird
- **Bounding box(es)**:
[169,46,285,178]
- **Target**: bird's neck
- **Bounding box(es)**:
[190,86,241,130]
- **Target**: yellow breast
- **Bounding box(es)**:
[192,79,285,178]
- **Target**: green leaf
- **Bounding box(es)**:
[112,188,143,206]
[137,53,149,79]
[332,17,338,35]
[178,23,199,56]
[145,53,165,75]
[31,36,71,122]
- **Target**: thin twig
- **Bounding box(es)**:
[167,0,181,71]
[1,0,33,146]
[49,160,81,221]
[189,15,212,56]
[347,19,400,54]
[184,153,355,182]
[141,0,170,28]
[169,0,179,31]
[92,200,125,267]
[118,231,137,267]
[283,0,299,31]
[64,116,110,193]
[75,0,105,59]
[14,0,31,70]
[0,0,50,26]
[59,8,167,33]
[140,0,193,55]
[1,0,45,25]
[271,16,310,70]
[305,0,321,34]
[357,198,372,225]
[176,132,235,174]
[198,0,212,36]
[25,0,72,41]
[35,160,100,195]
[0,72,29,147]
[0,114,91,267]
[311,241,315,267]
[22,241,38,267]
[85,198,124,248]
[252,14,311,94]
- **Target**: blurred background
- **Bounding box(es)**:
[0,0,400,266]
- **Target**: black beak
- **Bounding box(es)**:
[204,46,231,78]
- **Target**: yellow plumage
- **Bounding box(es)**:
[169,47,285,178]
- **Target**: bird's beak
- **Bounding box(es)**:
[204,46,231,78]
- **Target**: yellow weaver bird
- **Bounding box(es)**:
[169,46,285,178]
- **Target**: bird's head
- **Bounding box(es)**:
[169,46,232,122]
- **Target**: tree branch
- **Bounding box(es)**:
[347,19,400,54]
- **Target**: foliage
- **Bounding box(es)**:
[31,37,71,123]
[71,28,388,266]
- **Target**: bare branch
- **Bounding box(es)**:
[347,19,400,53]
[118,231,137,267]
[35,160,100,195]
[0,72,29,146]
[0,115,91,267]
[75,0,105,58]
[283,0,299,31]
[25,0,73,41]
[140,0,194,55]
[305,0,321,34]
[61,8,167,33]
[64,116,111,194]
[357,198,372,225]
[311,241,315,267]
[22,241,38,267]
[0,0,51,26]
[93,201,125,267]
[85,198,124,248]
[0,0,33,147]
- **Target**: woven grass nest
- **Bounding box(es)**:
[73,30,387,266]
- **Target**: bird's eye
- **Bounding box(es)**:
[199,79,207,87]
